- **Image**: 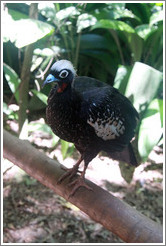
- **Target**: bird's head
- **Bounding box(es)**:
[42,60,76,92]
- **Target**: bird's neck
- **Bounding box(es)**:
[56,79,76,94]
[48,83,80,105]
[57,82,68,93]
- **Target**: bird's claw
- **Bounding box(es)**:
[57,162,92,197]
[68,176,93,198]
[57,166,79,184]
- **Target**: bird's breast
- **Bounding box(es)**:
[46,97,90,144]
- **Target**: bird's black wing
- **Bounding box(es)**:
[73,76,107,93]
[80,85,139,146]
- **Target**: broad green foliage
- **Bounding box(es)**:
[150,9,163,26]
[31,89,47,105]
[3,102,18,120]
[3,63,20,103]
[3,3,163,167]
[4,18,54,48]
[92,19,135,33]
[124,62,162,113]
[114,62,163,161]
[138,99,163,161]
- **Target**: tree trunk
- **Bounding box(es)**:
[3,130,163,243]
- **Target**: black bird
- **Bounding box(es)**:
[43,60,139,195]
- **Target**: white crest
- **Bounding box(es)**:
[52,60,76,76]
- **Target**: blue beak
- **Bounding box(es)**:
[42,74,59,88]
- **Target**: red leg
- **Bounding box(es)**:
[68,164,93,197]
[57,156,83,184]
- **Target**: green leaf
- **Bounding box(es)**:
[124,62,162,113]
[106,3,125,9]
[56,6,80,20]
[158,99,163,128]
[126,3,151,24]
[38,2,56,21]
[5,18,54,48]
[3,102,18,120]
[150,10,163,26]
[143,24,163,69]
[123,32,143,62]
[80,50,118,76]
[80,34,116,52]
[138,99,163,161]
[119,162,135,183]
[92,19,135,33]
[61,140,70,159]
[77,14,97,33]
[135,24,156,40]
[8,9,29,20]
[3,63,20,103]
[78,3,106,13]
[93,7,141,23]
[28,122,52,133]
[114,8,140,22]
[155,3,163,6]
[3,102,12,115]
[91,19,143,61]
[19,118,29,140]
[114,65,132,94]
[31,89,47,105]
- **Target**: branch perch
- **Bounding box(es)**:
[3,130,163,243]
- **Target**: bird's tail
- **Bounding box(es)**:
[108,143,138,167]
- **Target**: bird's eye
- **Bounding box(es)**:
[59,70,69,78]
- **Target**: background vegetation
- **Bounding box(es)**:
[3,2,163,166]
[3,2,163,243]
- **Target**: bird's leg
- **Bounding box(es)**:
[57,156,83,184]
[68,163,93,197]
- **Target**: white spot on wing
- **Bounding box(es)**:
[87,115,125,140]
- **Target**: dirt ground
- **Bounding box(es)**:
[3,129,163,243]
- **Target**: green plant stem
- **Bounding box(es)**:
[74,31,81,69]
[109,29,125,65]
[18,3,38,134]
[69,25,75,62]
[60,25,72,61]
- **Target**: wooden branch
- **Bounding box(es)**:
[3,130,163,243]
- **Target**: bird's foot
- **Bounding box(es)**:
[57,165,79,184]
[57,157,83,184]
[68,176,93,198]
